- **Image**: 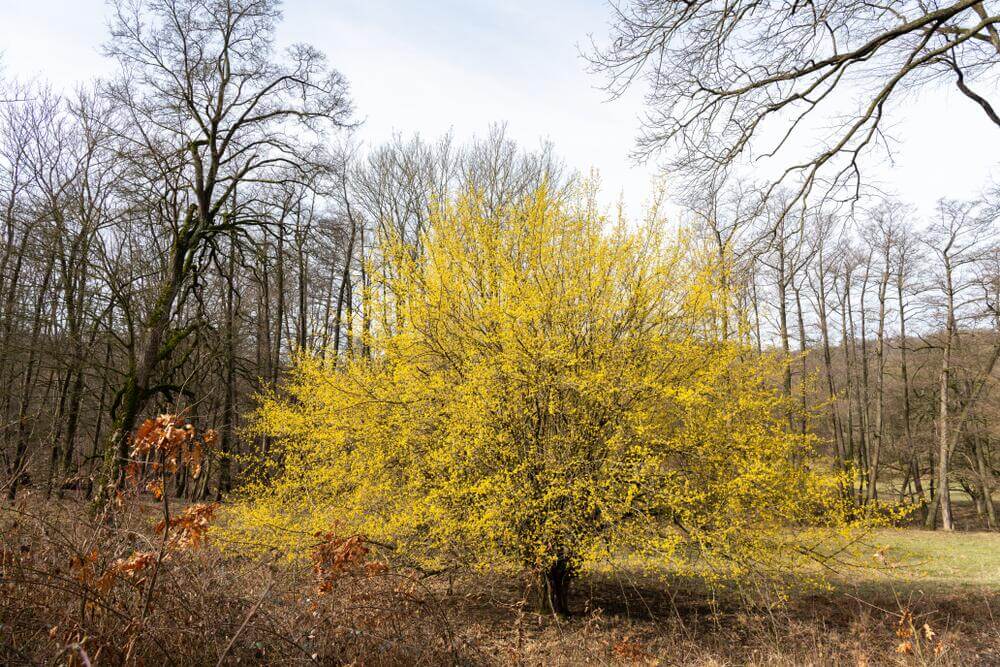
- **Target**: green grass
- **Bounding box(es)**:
[865,528,1000,588]
[595,526,1000,593]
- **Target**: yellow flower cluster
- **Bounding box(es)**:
[224,185,869,581]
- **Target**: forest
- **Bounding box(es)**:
[2,1,1000,665]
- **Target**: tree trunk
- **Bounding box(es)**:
[273,228,285,385]
[794,285,808,435]
[538,557,573,616]
[896,262,925,516]
[858,255,873,500]
[814,258,846,469]
[59,364,86,485]
[750,268,763,355]
[973,435,996,530]
[217,231,237,499]
[867,257,889,503]
[45,371,73,496]
[99,208,196,503]
[296,207,309,352]
[932,332,954,530]
[928,254,957,531]
[8,257,56,500]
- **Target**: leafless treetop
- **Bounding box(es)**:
[589,1,1000,204]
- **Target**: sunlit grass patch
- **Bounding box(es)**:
[863,529,1000,588]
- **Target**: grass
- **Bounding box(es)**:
[437,527,1000,665]
[871,529,1000,588]
[3,495,1000,665]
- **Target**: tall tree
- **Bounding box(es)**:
[923,199,997,529]
[95,0,352,495]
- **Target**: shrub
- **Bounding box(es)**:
[227,186,874,614]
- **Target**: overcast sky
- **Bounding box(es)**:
[2,0,998,220]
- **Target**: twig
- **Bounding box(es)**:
[216,580,274,666]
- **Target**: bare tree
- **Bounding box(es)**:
[96,0,352,496]
[923,199,998,529]
[589,1,1000,203]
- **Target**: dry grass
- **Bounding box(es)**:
[441,566,1000,665]
[0,494,461,665]
[2,494,999,666]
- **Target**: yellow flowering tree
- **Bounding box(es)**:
[228,186,862,614]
